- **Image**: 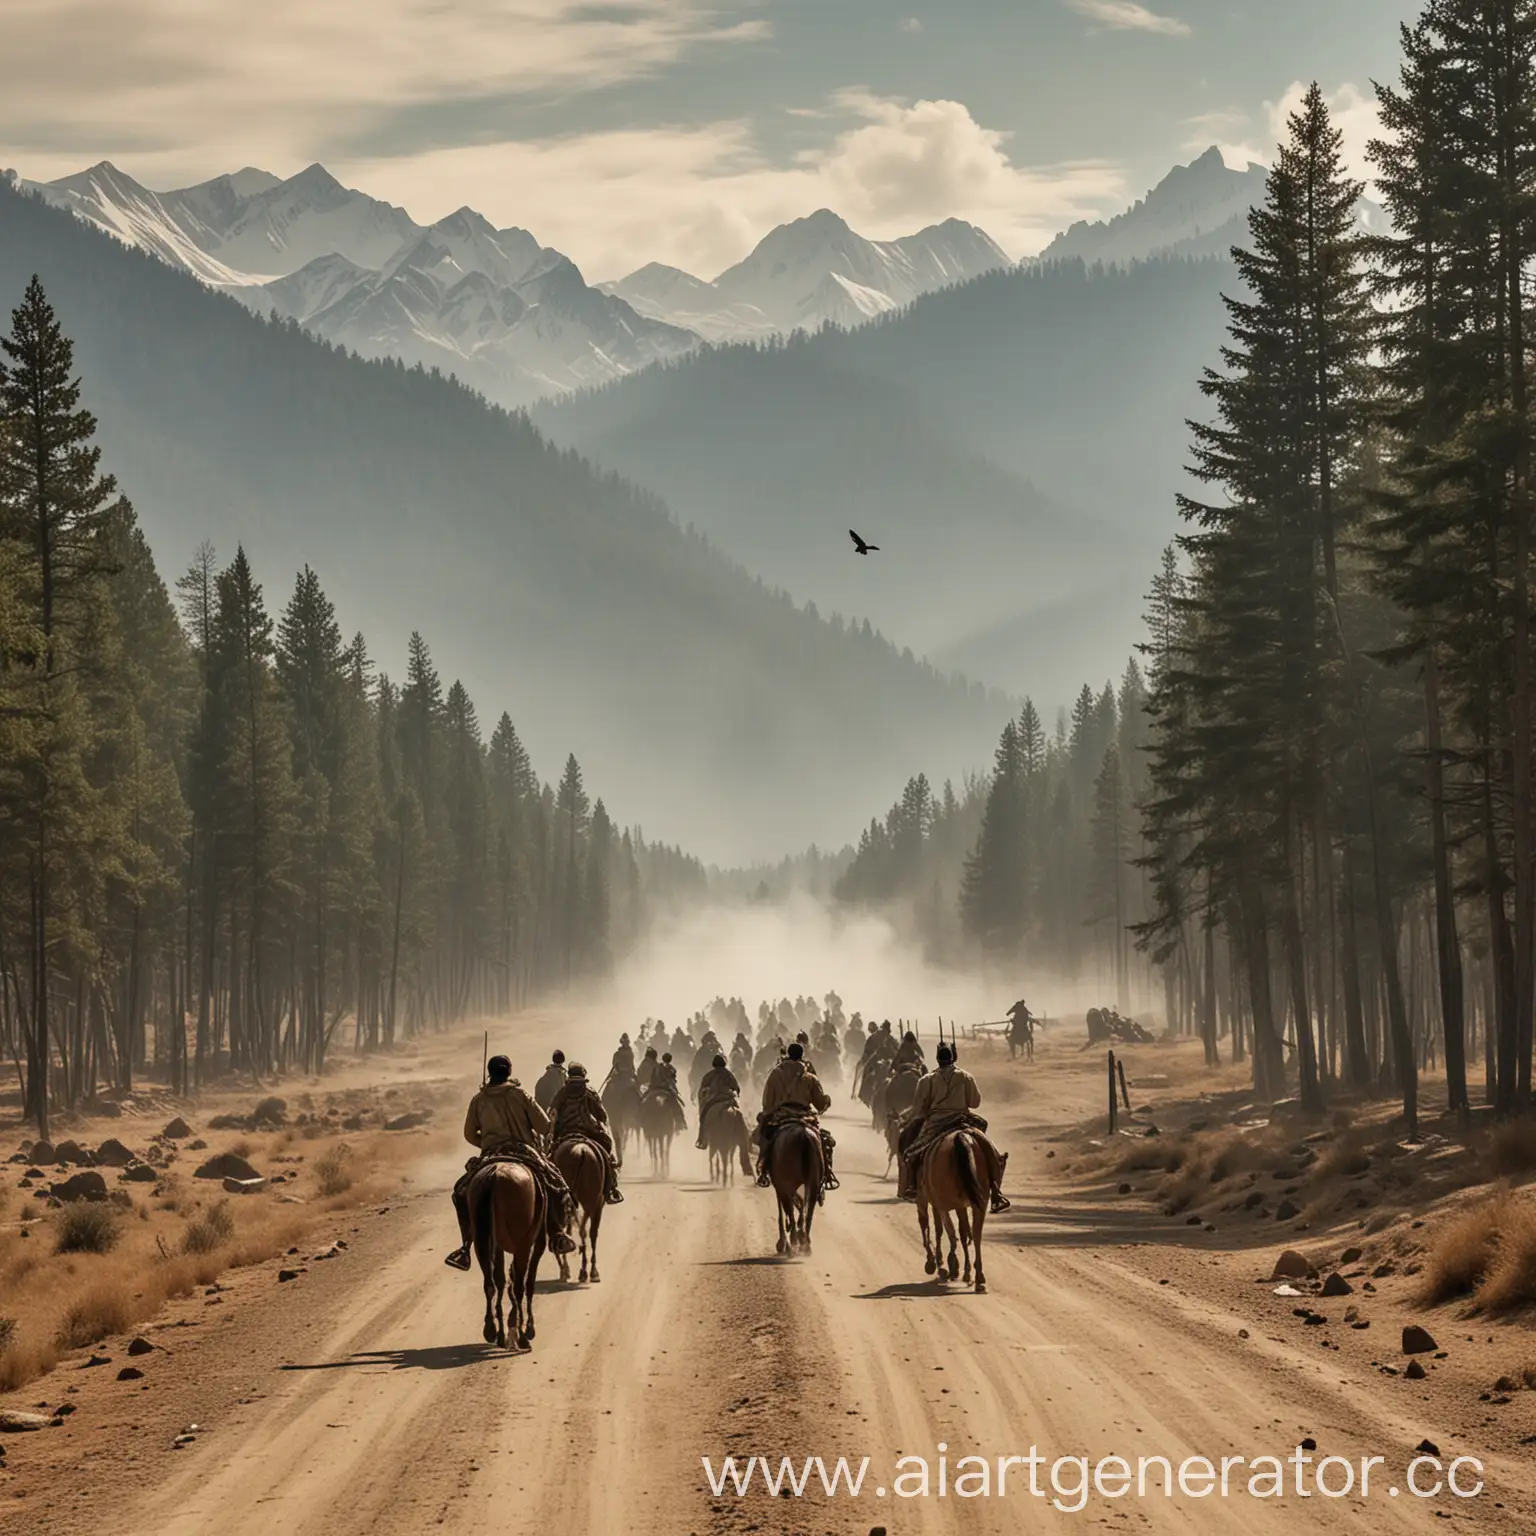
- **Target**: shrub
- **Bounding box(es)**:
[314,1145,354,1197]
[182,1199,236,1255]
[1420,1193,1512,1305]
[1479,1202,1536,1316]
[0,1316,15,1352]
[54,1203,123,1255]
[54,1286,132,1350]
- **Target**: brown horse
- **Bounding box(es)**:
[883,1111,903,1178]
[765,1121,822,1256]
[552,1136,606,1284]
[916,1128,1003,1293]
[601,1072,641,1167]
[702,1100,753,1185]
[469,1160,546,1349]
[638,1089,683,1177]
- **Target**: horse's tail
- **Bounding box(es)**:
[470,1166,497,1263]
[955,1134,987,1212]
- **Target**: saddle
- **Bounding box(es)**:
[552,1130,608,1159]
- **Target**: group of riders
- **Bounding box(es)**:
[444,991,1019,1271]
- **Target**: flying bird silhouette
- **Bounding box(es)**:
[849,529,880,555]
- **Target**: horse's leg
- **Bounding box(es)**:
[942,1208,960,1281]
[589,1203,602,1284]
[493,1245,508,1348]
[775,1190,789,1255]
[918,1196,937,1276]
[481,1250,498,1345]
[577,1203,590,1284]
[972,1204,987,1294]
[957,1206,973,1285]
[521,1232,543,1348]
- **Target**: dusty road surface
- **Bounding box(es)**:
[5,1019,1529,1536]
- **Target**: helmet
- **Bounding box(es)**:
[787,1042,804,1061]
[903,1031,916,1043]
[663,1052,673,1064]
[487,1054,512,1082]
[552,1049,566,1064]
[568,1062,587,1079]
[937,1044,954,1066]
[712,1053,726,1069]
[620,1032,630,1045]
[644,1046,657,1058]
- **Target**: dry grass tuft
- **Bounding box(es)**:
[0,1334,56,1392]
[0,1315,15,1352]
[314,1144,354,1197]
[54,1202,123,1255]
[54,1285,133,1350]
[181,1199,235,1255]
[1420,1193,1511,1305]
[1479,1201,1536,1316]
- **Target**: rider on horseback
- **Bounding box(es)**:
[891,1030,925,1073]
[549,1063,625,1204]
[897,1043,1010,1213]
[534,1050,567,1111]
[755,1042,838,1191]
[642,1051,688,1133]
[445,1054,577,1271]
[612,1033,635,1076]
[637,1045,659,1090]
[694,1052,741,1149]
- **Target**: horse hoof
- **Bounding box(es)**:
[517,1333,532,1351]
[590,1271,601,1283]
[924,1256,937,1276]
[496,1331,507,1349]
[483,1322,498,1344]
[975,1281,987,1294]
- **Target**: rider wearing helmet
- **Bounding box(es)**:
[694,1052,741,1148]
[549,1063,624,1204]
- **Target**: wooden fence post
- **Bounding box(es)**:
[1107,1049,1118,1133]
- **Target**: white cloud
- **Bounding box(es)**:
[1185,82,1382,189]
[329,93,1126,277]
[899,16,924,32]
[1067,1,1190,37]
[0,0,769,185]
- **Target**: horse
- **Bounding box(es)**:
[638,1088,683,1177]
[765,1120,823,1256]
[552,1136,606,1284]
[862,1058,892,1126]
[701,1099,753,1185]
[885,1062,922,1122]
[468,1160,545,1349]
[883,1112,904,1178]
[601,1071,641,1167]
[915,1128,1004,1293]
[1008,1012,1034,1061]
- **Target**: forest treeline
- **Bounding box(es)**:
[0,279,705,1137]
[835,5,1536,1129]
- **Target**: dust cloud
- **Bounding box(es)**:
[608,894,997,1031]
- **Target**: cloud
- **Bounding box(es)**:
[899,16,923,32]
[0,0,770,184]
[1184,82,1382,189]
[330,93,1126,278]
[1066,0,1190,36]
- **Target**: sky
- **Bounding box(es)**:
[0,0,1420,281]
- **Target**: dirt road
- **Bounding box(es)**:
[7,1028,1528,1535]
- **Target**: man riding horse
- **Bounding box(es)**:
[534,1049,567,1110]
[897,1042,1010,1213]
[549,1063,625,1204]
[641,1050,688,1133]
[694,1052,741,1149]
[612,1032,635,1076]
[1007,999,1035,1059]
[445,1054,577,1271]
[756,1041,839,1191]
[637,1044,660,1090]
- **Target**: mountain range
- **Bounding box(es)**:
[599,211,1011,341]
[16,161,1012,406]
[0,178,1009,862]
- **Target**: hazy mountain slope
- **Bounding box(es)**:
[540,257,1231,706]
[535,337,1119,699]
[1040,147,1267,267]
[0,181,1007,862]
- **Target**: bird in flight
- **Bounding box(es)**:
[849,529,880,555]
